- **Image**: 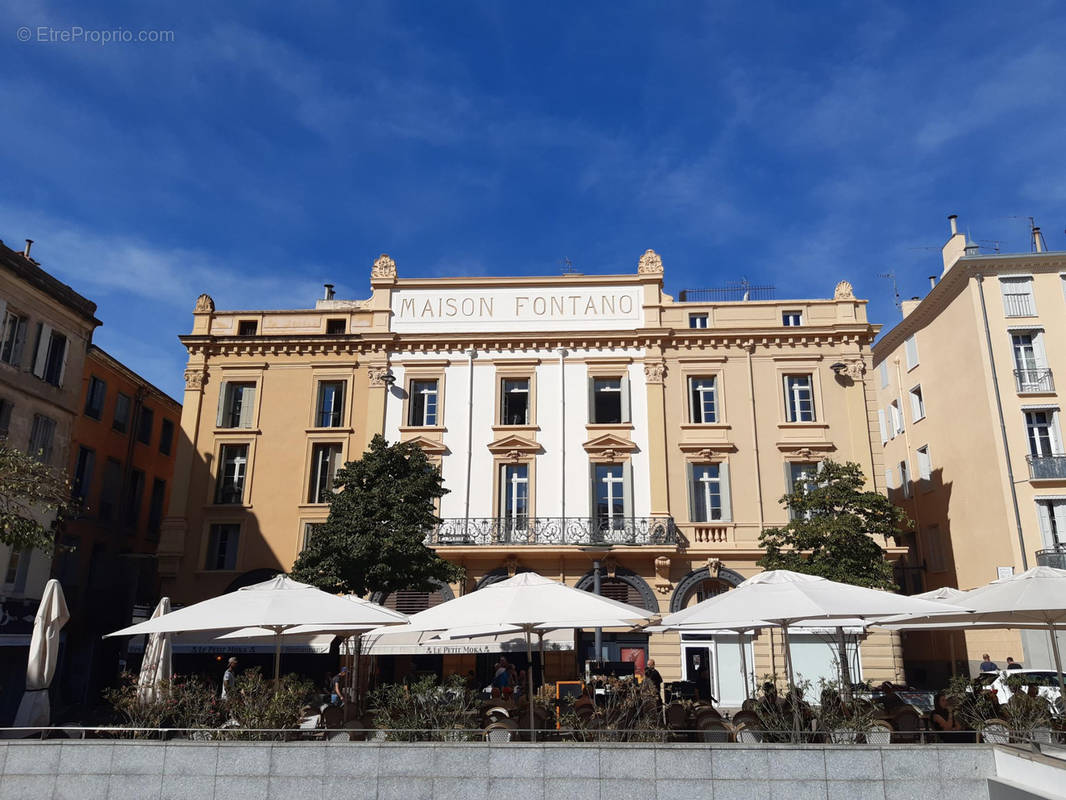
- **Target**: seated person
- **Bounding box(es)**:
[782,687,814,727]
[878,681,906,714]
[929,691,967,742]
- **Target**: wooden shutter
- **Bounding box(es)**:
[687,463,697,522]
[620,374,631,423]
[719,461,732,522]
[877,409,887,444]
[587,376,596,424]
[216,382,228,427]
[239,384,256,428]
[56,337,70,387]
[32,323,50,378]
[622,460,633,519]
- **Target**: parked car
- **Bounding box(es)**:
[975,669,1065,708]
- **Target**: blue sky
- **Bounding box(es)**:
[2,0,1065,399]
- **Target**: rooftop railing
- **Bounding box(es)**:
[426,517,678,547]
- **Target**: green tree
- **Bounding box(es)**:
[291,434,462,596]
[757,459,909,589]
[0,440,74,552]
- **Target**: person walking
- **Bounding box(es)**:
[1005,657,1023,670]
[978,654,999,672]
[644,659,664,703]
[221,657,238,700]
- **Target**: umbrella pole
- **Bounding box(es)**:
[273,631,281,692]
[739,631,750,701]
[526,627,535,742]
[949,634,957,678]
[781,625,800,743]
[836,627,853,703]
[1048,622,1066,711]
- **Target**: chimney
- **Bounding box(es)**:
[23,239,33,258]
[323,283,335,301]
[1034,227,1045,253]
[942,214,967,272]
[948,215,958,236]
[928,275,937,289]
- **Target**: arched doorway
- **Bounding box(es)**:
[574,568,657,674]
[370,580,455,614]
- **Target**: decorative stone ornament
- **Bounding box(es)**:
[654,555,672,594]
[194,293,215,313]
[638,249,663,274]
[371,254,397,278]
[644,361,666,384]
[843,359,866,380]
[367,366,390,386]
[706,557,721,577]
[183,368,206,390]
[834,280,855,300]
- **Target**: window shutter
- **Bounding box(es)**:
[1036,502,1053,547]
[719,461,732,522]
[1053,503,1066,547]
[56,337,70,387]
[1053,410,1064,455]
[884,468,894,490]
[216,382,228,427]
[1034,332,1049,369]
[0,300,7,324]
[622,460,633,519]
[877,410,887,444]
[686,463,697,522]
[239,385,256,428]
[587,377,596,424]
[11,317,26,366]
[32,324,51,378]
[620,374,631,423]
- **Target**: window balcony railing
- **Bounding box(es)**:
[1014,368,1055,394]
[1027,455,1066,480]
[426,516,678,547]
[1036,545,1066,570]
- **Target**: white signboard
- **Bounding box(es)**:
[390,286,644,333]
[997,566,1014,581]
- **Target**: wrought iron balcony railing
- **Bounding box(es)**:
[1036,545,1066,570]
[426,517,678,547]
[1014,368,1055,394]
[1027,455,1066,480]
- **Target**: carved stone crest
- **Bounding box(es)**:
[505,555,518,577]
[644,361,666,384]
[637,248,663,274]
[367,366,389,386]
[706,557,721,577]
[371,254,397,279]
[603,555,617,579]
[834,280,855,300]
[194,294,215,313]
[183,368,206,390]
[843,359,866,380]
[654,555,672,594]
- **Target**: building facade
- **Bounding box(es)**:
[0,238,99,722]
[54,345,181,706]
[873,216,1066,682]
[161,250,903,698]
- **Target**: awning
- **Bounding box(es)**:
[128,631,334,655]
[362,628,574,655]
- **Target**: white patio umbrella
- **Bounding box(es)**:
[106,575,408,688]
[379,572,658,738]
[12,579,69,730]
[136,597,173,703]
[658,570,970,736]
[877,567,1066,701]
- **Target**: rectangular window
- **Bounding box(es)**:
[326,318,347,334]
[308,443,343,503]
[916,445,932,486]
[205,523,240,570]
[499,463,529,531]
[909,385,925,422]
[1001,276,1036,317]
[877,409,888,445]
[689,313,708,329]
[590,377,629,424]
[217,382,257,429]
[124,469,145,528]
[73,446,95,504]
[315,381,345,428]
[1011,332,1052,392]
[237,320,258,336]
[41,330,67,386]
[113,393,131,433]
[216,444,249,504]
[926,525,946,573]
[879,361,889,389]
[884,468,894,491]
[782,311,802,327]
[98,458,122,521]
[689,463,723,522]
[594,464,626,529]
[0,310,28,367]
[147,478,166,536]
[159,419,174,455]
[904,335,919,370]
[1025,410,1061,457]
[84,376,107,419]
[0,398,13,437]
[889,400,904,436]
[137,406,154,445]
[688,377,718,424]
[28,414,56,463]
[3,548,31,592]
[784,374,815,422]
[1035,499,1066,549]
[787,461,819,520]
[500,378,530,425]
[408,379,439,426]
[302,522,323,551]
[899,460,911,499]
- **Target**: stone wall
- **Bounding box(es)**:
[0,740,996,800]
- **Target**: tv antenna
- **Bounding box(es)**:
[1007,216,1047,252]
[560,257,578,275]
[878,272,902,316]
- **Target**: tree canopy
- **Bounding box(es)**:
[0,441,73,552]
[291,434,462,596]
[757,459,909,589]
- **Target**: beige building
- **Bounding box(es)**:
[873,216,1066,682]
[160,250,904,697]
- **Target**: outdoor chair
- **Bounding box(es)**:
[732,723,763,743]
[980,720,1010,744]
[485,722,515,743]
[864,720,893,744]
[890,707,922,743]
[828,727,860,744]
[697,717,733,743]
[322,705,343,729]
[665,702,688,729]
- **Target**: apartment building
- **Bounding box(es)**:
[160,250,902,698]
[0,238,99,722]
[874,216,1066,682]
[54,345,181,705]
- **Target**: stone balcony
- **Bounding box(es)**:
[425,516,679,547]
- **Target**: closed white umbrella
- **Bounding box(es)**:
[106,575,408,688]
[136,597,172,704]
[877,566,1066,701]
[12,579,69,730]
[380,572,657,738]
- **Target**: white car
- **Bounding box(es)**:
[976,669,1065,708]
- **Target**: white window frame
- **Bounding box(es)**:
[782,311,802,327]
[500,378,530,426]
[215,443,249,504]
[878,409,888,445]
[1035,498,1066,549]
[688,462,730,522]
[879,362,889,389]
[904,335,919,371]
[315,380,346,428]
[409,379,440,426]
[689,377,718,424]
[899,460,911,499]
[916,445,932,486]
[499,463,530,529]
[689,313,709,329]
[889,400,904,437]
[0,309,28,367]
[1025,408,1063,458]
[308,442,343,504]
[784,374,815,423]
[1000,276,1036,318]
[909,385,925,423]
[589,376,631,424]
[217,381,257,429]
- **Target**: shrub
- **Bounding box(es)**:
[367,674,479,741]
